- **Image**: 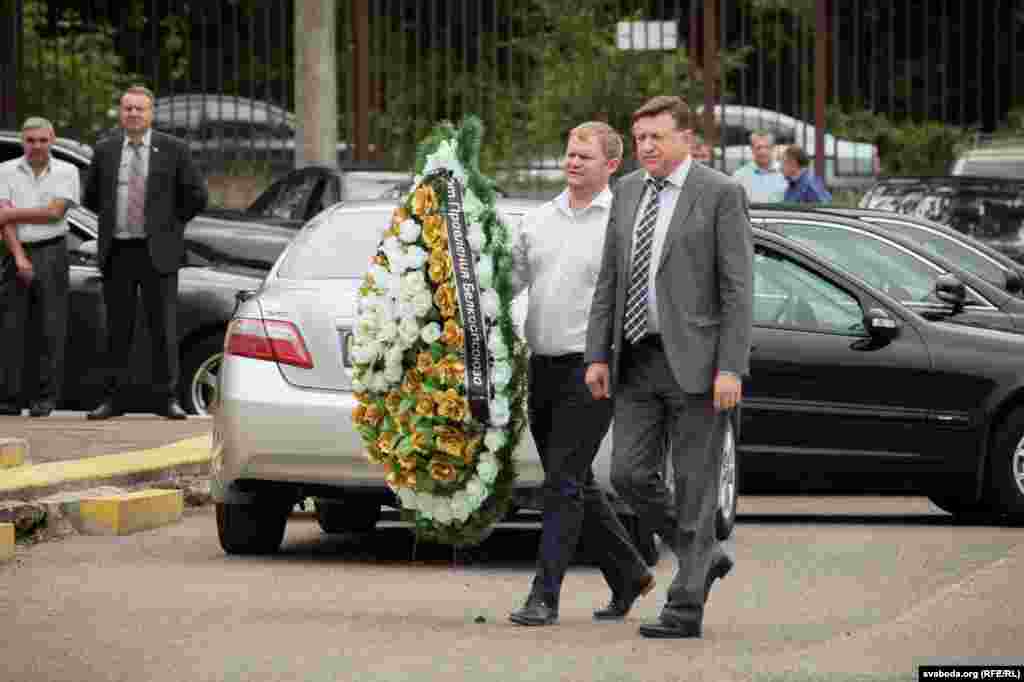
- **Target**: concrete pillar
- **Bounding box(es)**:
[295,0,338,169]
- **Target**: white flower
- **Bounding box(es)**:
[398,488,415,507]
[476,254,494,289]
[399,317,421,345]
[420,322,442,344]
[399,219,421,243]
[433,503,453,525]
[352,341,382,365]
[490,395,511,426]
[369,373,390,393]
[466,476,487,504]
[400,271,426,300]
[414,291,434,316]
[422,140,468,185]
[385,345,404,367]
[384,363,403,383]
[467,222,485,253]
[477,454,499,484]
[369,264,391,288]
[484,428,506,452]
[377,319,398,343]
[405,245,428,270]
[492,360,512,388]
[351,375,367,392]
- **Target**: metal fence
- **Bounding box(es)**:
[2,0,1022,180]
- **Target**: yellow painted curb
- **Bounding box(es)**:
[0,522,13,562]
[0,438,27,469]
[77,489,184,536]
[0,434,211,496]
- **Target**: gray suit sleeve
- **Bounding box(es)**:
[585,197,620,365]
[714,181,754,378]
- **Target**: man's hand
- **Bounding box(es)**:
[713,372,742,412]
[14,256,34,285]
[585,362,611,400]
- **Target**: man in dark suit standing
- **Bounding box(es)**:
[585,95,753,639]
[82,85,208,420]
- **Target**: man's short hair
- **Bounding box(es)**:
[21,116,54,134]
[750,130,775,145]
[783,144,810,167]
[122,85,155,103]
[569,121,623,161]
[632,95,691,131]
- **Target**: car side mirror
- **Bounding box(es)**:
[934,274,967,310]
[864,307,900,341]
[1005,272,1024,295]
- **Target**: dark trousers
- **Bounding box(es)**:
[0,237,68,406]
[527,353,648,609]
[101,239,179,404]
[611,342,728,623]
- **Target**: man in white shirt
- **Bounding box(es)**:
[732,130,787,203]
[507,121,654,627]
[0,117,80,417]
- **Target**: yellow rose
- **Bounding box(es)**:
[411,432,431,452]
[398,454,418,472]
[437,432,466,459]
[464,435,483,465]
[415,395,435,417]
[435,355,465,386]
[391,206,410,229]
[430,460,458,484]
[434,284,458,319]
[364,445,384,463]
[434,388,466,422]
[364,405,384,428]
[422,214,447,249]
[384,390,403,416]
[351,404,367,424]
[416,351,435,376]
[413,185,436,216]
[386,471,402,488]
[433,424,457,439]
[402,369,423,394]
[404,471,418,488]
[428,248,451,284]
[376,433,398,454]
[441,319,464,349]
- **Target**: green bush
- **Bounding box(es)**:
[827,108,974,176]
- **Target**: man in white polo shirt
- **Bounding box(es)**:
[0,117,80,417]
[732,129,787,204]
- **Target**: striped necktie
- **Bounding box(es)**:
[624,177,666,344]
[126,142,146,231]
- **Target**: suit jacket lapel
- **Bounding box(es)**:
[618,176,646,275]
[657,164,704,274]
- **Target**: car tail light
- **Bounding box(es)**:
[225,318,314,369]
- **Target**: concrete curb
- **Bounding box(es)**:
[0,435,212,503]
[0,437,28,469]
[0,522,13,562]
[76,489,185,536]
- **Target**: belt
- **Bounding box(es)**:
[626,333,663,351]
[531,352,584,365]
[23,235,65,249]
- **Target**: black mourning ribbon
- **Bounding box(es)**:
[426,169,491,424]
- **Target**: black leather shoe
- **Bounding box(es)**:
[0,404,21,416]
[509,599,558,626]
[87,400,122,420]
[705,552,734,602]
[593,573,657,620]
[638,616,702,639]
[158,399,187,420]
[28,400,55,417]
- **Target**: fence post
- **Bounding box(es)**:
[815,0,828,182]
[295,0,339,169]
[0,0,20,129]
[702,0,719,146]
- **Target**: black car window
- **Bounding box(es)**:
[959,159,1024,180]
[248,172,318,220]
[865,218,1009,288]
[770,221,980,306]
[754,246,864,333]
[277,208,390,280]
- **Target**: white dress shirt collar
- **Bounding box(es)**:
[644,156,693,191]
[122,128,153,150]
[554,186,614,217]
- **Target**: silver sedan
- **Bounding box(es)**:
[211,199,737,554]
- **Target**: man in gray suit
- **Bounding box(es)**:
[585,95,753,639]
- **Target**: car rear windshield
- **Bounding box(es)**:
[958,159,1024,179]
[277,208,390,280]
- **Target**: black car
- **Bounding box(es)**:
[859,175,1024,262]
[751,208,1024,336]
[11,207,264,415]
[746,227,1024,519]
[812,206,1024,295]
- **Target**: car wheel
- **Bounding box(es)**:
[314,497,382,534]
[988,406,1024,519]
[180,334,225,415]
[716,420,739,540]
[215,501,290,555]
